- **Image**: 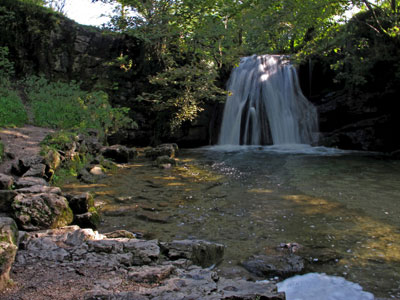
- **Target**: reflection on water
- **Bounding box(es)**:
[63,146,400,298]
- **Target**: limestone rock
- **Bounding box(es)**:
[11,156,45,177]
[14,177,49,189]
[12,193,73,231]
[123,239,160,265]
[128,265,175,283]
[0,217,18,291]
[101,145,137,163]
[22,163,47,178]
[89,165,104,176]
[242,254,304,279]
[0,173,13,190]
[162,240,225,268]
[16,185,62,195]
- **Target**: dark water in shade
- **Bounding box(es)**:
[63,145,400,299]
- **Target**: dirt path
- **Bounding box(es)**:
[0,125,54,174]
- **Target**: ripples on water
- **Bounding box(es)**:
[64,145,400,299]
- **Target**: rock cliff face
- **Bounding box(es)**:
[0,0,141,86]
[298,58,400,153]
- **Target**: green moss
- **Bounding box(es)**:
[52,204,73,229]
[88,206,100,228]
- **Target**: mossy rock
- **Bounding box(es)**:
[12,193,73,231]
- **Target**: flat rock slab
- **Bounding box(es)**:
[3,226,284,300]
[14,177,49,189]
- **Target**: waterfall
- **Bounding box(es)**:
[218,54,318,146]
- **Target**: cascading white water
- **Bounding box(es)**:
[218,54,318,145]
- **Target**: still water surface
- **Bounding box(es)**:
[64,145,400,298]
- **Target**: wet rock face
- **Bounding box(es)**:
[0,217,18,291]
[12,193,73,231]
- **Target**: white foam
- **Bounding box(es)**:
[200,145,356,156]
[277,273,374,300]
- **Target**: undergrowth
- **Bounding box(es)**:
[0,84,28,127]
[23,75,135,137]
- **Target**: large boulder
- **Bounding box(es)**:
[12,193,73,231]
[0,217,18,291]
[161,240,225,268]
[101,145,138,163]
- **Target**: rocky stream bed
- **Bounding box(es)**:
[0,127,287,300]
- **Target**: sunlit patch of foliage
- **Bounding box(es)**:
[22,76,136,137]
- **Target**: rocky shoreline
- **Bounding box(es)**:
[0,127,286,299]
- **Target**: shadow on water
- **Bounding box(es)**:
[63,146,400,298]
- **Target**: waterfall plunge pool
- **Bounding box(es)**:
[64,146,400,299]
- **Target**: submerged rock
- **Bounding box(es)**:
[12,193,73,231]
[0,217,18,291]
[153,155,177,168]
[242,254,304,279]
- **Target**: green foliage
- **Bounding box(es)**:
[40,130,77,152]
[0,46,28,128]
[297,6,400,90]
[0,47,15,80]
[0,85,28,128]
[139,61,226,132]
[40,130,91,184]
[22,76,135,136]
